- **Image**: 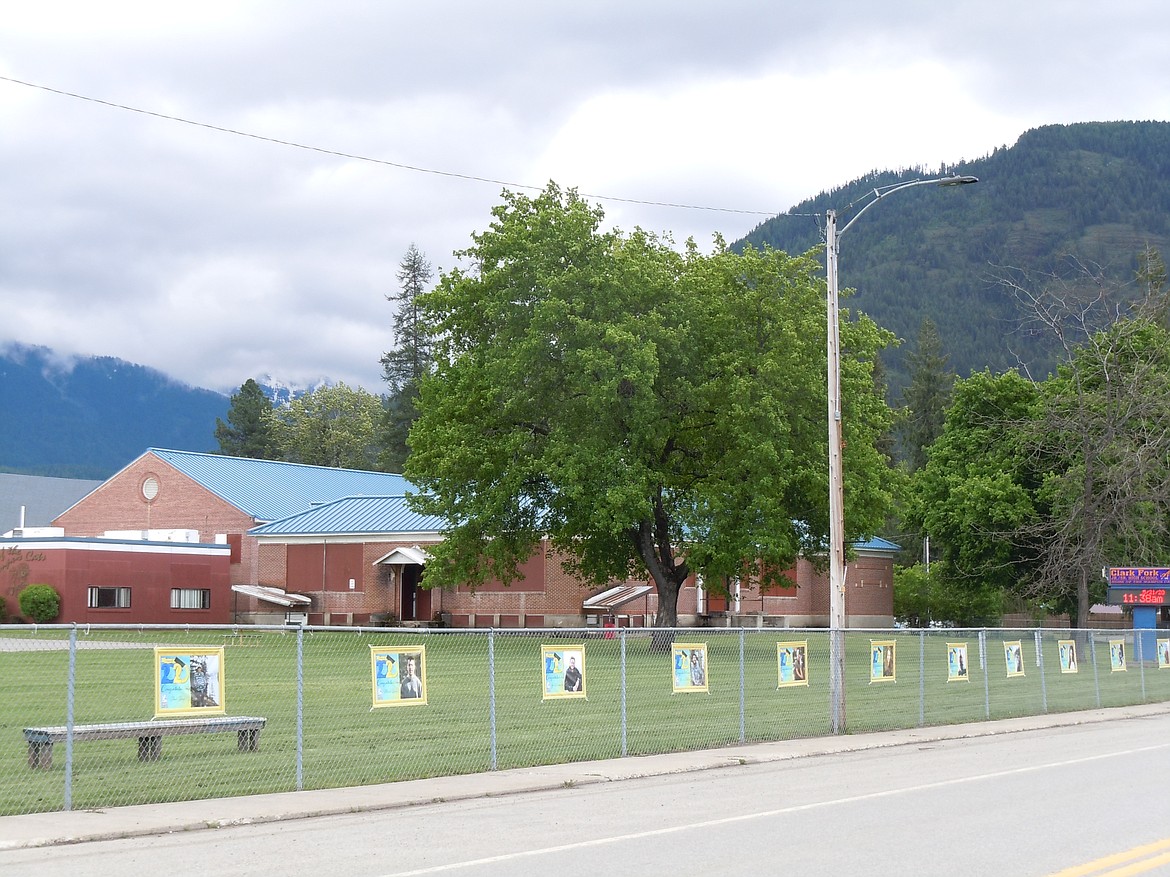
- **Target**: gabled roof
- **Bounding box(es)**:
[147,449,413,523]
[249,495,445,537]
[854,536,900,554]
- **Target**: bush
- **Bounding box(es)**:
[18,584,61,623]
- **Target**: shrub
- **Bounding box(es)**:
[18,584,61,623]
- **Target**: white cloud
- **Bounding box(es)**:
[1,0,1168,393]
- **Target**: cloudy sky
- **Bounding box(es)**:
[2,1,1168,395]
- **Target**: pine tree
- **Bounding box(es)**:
[215,379,277,459]
[379,244,435,471]
[897,318,955,471]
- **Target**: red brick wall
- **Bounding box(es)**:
[53,452,261,586]
[0,541,231,624]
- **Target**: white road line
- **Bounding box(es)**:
[380,741,1170,876]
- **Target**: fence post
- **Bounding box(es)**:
[1090,631,1101,708]
[980,629,990,720]
[64,624,77,811]
[296,626,304,791]
[918,629,926,728]
[739,628,746,744]
[488,629,497,771]
[620,628,628,757]
[1137,629,1146,701]
[1036,630,1047,714]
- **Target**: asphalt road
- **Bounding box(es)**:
[7,711,1170,876]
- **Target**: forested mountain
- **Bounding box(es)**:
[0,344,229,479]
[738,121,1170,394]
[5,122,1170,477]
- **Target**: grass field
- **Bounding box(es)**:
[1,625,1166,815]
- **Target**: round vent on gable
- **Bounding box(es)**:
[141,475,160,502]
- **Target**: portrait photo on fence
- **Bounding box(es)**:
[870,640,896,683]
[154,647,226,717]
[776,641,809,688]
[672,643,709,693]
[541,644,586,699]
[370,646,428,707]
[1058,639,1078,674]
[1160,638,1170,670]
[1109,639,1127,673]
[1004,641,1026,678]
[946,642,969,682]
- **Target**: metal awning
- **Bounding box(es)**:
[230,585,312,607]
[372,545,430,566]
[583,584,652,612]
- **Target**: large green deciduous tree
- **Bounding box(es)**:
[215,378,277,459]
[909,370,1044,600]
[406,184,896,626]
[268,383,384,470]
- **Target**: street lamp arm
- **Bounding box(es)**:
[836,175,979,240]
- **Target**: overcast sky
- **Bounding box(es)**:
[2,1,1168,395]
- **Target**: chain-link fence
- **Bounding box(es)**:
[2,623,1166,816]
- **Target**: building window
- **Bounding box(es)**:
[141,475,160,502]
[171,588,211,610]
[88,587,131,609]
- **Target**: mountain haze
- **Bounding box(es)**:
[0,344,229,479]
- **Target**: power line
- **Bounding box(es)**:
[1,74,793,219]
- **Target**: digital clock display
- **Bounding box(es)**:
[1106,587,1170,606]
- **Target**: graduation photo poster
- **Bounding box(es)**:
[1058,640,1078,674]
[155,647,226,717]
[947,642,970,682]
[542,644,586,699]
[371,645,428,707]
[672,643,709,693]
[870,640,896,683]
[776,641,808,688]
[1004,640,1026,677]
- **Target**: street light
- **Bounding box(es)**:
[825,174,978,734]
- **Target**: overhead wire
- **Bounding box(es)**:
[0,74,816,221]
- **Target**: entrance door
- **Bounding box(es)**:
[400,564,430,621]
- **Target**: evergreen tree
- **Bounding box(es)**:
[215,379,277,459]
[379,244,435,471]
[897,318,954,471]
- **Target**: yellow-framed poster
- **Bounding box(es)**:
[1004,640,1025,677]
[1158,638,1170,669]
[154,647,226,717]
[370,645,428,707]
[1058,640,1078,674]
[1109,639,1127,672]
[542,644,586,699]
[672,642,708,693]
[870,640,896,683]
[946,642,969,682]
[776,641,809,688]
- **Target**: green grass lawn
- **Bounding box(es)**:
[1,626,1166,815]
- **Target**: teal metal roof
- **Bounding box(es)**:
[249,495,444,536]
[855,535,900,553]
[148,449,413,523]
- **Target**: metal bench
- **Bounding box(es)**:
[23,716,267,769]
